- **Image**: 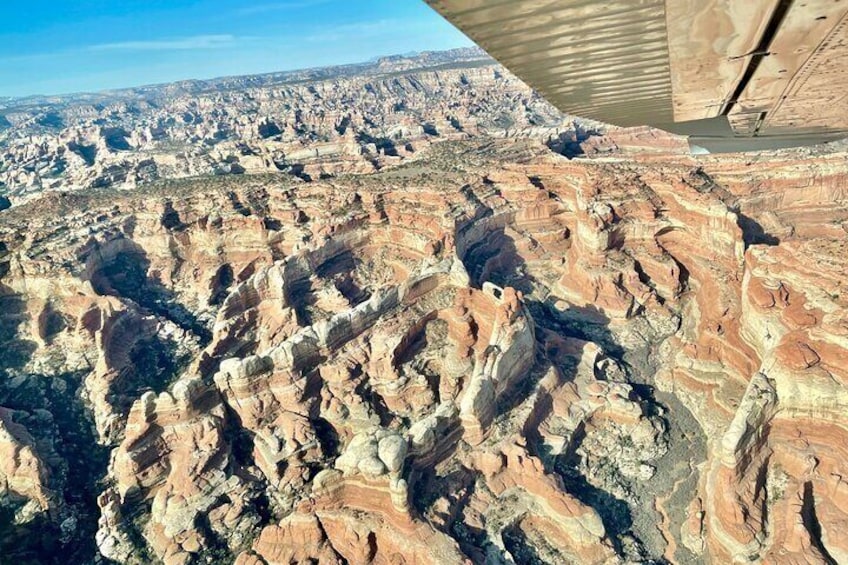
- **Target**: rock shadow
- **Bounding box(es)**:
[315,249,371,306]
[119,333,190,399]
[457,220,646,552]
[553,422,634,549]
[0,289,37,375]
[802,481,838,565]
[546,123,603,159]
[88,238,211,345]
[502,521,549,565]
[0,368,110,564]
[285,275,316,327]
[396,316,448,405]
[461,226,534,295]
[411,464,514,564]
[737,213,780,248]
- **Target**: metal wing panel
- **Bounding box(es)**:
[427,0,676,127]
[427,0,848,151]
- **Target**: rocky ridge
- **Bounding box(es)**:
[0,130,846,563]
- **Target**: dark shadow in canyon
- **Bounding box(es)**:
[120,333,190,399]
[546,125,603,159]
[501,523,548,565]
[654,226,692,294]
[460,223,644,556]
[311,416,342,462]
[396,315,447,406]
[802,481,838,565]
[737,212,780,248]
[553,423,634,551]
[315,249,371,306]
[536,301,705,563]
[286,250,373,328]
[356,132,400,157]
[353,379,393,428]
[0,311,109,565]
[461,225,533,295]
[88,239,211,345]
[285,275,317,327]
[688,168,780,250]
[209,263,235,307]
[411,462,516,564]
[85,239,207,414]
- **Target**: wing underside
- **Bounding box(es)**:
[427,0,848,152]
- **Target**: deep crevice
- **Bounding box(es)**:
[801,481,838,565]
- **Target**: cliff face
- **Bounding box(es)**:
[0,133,845,564]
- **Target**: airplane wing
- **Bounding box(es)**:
[426,0,848,152]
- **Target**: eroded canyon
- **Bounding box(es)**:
[1,122,846,564]
[0,48,572,200]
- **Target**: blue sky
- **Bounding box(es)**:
[0,1,474,98]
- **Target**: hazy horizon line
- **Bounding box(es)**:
[2,45,483,103]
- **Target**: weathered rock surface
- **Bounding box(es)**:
[0,125,846,564]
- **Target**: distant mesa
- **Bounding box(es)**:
[0,47,581,200]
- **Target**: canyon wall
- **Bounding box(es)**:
[0,133,846,563]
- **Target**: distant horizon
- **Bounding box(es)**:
[0,1,474,99]
[2,46,486,103]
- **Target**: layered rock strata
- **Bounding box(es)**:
[0,136,845,564]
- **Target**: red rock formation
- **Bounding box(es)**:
[0,135,846,563]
